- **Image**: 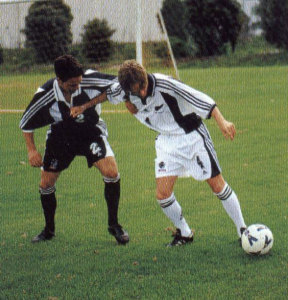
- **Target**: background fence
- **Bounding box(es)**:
[0,0,260,49]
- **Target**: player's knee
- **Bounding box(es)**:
[103,169,119,179]
[103,173,120,184]
[39,185,56,195]
[156,190,173,200]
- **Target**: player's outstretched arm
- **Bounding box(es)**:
[23,131,43,167]
[70,91,108,118]
[211,106,236,140]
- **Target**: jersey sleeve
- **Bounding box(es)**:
[81,70,117,92]
[157,76,216,119]
[106,83,126,104]
[19,89,55,132]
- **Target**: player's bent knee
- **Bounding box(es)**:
[39,185,56,195]
[103,173,120,184]
[156,190,173,201]
[102,169,119,180]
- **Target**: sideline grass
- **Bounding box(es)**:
[1,67,287,299]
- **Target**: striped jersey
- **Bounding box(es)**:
[19,70,117,135]
[107,73,216,135]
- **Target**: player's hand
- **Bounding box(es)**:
[28,150,43,167]
[70,105,85,118]
[125,100,138,114]
[220,120,236,140]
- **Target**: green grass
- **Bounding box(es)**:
[1,67,288,299]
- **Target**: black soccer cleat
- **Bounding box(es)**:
[31,229,55,243]
[238,227,247,247]
[167,229,194,247]
[108,224,129,245]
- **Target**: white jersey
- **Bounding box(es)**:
[107,73,216,135]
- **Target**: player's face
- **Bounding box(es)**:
[130,82,148,100]
[58,76,82,95]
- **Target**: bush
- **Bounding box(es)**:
[0,45,3,64]
[185,0,243,57]
[255,0,288,51]
[81,18,115,63]
[23,0,73,63]
[160,0,193,58]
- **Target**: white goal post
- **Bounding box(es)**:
[135,0,179,79]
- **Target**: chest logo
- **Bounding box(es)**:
[75,114,85,123]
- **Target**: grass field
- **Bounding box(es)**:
[1,66,287,299]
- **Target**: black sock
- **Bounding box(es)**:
[40,190,57,233]
[104,179,120,226]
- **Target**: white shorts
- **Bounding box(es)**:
[155,123,221,180]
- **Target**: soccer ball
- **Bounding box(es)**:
[241,224,273,255]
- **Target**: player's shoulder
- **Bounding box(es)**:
[153,73,179,84]
[153,73,170,81]
[40,78,55,91]
[83,69,116,81]
[153,73,181,91]
[34,78,55,97]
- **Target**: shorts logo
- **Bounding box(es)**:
[158,161,166,172]
[90,142,102,157]
[196,156,207,175]
[49,158,58,170]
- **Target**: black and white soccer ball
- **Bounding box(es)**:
[241,224,273,255]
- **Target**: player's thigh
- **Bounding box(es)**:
[93,156,119,178]
[156,176,178,200]
[43,131,75,172]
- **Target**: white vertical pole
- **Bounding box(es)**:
[158,10,180,79]
[136,0,142,64]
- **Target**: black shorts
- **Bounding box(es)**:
[43,125,113,172]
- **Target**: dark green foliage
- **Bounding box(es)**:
[255,0,288,51]
[81,18,115,63]
[161,0,187,41]
[0,45,3,64]
[185,0,243,57]
[23,0,73,63]
[160,0,193,58]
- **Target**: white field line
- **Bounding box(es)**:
[0,109,128,114]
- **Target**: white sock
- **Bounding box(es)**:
[216,183,246,237]
[157,193,192,237]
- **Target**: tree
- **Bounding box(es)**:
[0,45,3,65]
[81,18,115,63]
[255,0,288,51]
[161,0,193,58]
[24,0,73,63]
[185,0,243,57]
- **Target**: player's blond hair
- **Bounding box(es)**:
[118,60,148,92]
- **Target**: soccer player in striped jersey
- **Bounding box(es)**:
[71,60,247,247]
[19,55,129,245]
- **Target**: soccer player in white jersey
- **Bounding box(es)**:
[20,55,129,245]
[71,60,247,247]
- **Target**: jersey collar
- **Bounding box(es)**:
[53,79,82,105]
[146,74,156,97]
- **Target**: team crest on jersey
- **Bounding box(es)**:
[49,159,58,170]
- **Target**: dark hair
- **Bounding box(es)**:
[54,55,83,82]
